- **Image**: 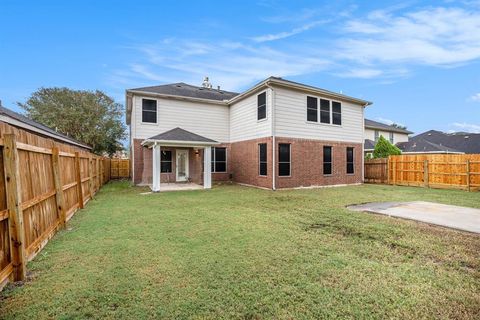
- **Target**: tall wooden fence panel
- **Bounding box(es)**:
[364,158,388,184]
[389,154,480,191]
[0,122,111,290]
[110,159,130,179]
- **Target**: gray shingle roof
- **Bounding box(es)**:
[147,127,218,143]
[397,138,463,154]
[129,83,238,101]
[409,130,480,154]
[0,105,92,149]
[365,119,413,134]
[364,139,376,150]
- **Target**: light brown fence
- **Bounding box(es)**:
[110,159,130,179]
[0,122,111,289]
[364,154,480,191]
[364,158,388,184]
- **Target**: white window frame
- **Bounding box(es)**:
[306,96,342,127]
[346,147,355,175]
[141,98,158,124]
[278,143,291,177]
[257,91,267,122]
[389,132,394,144]
[258,143,268,177]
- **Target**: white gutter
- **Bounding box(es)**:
[141,139,220,148]
[126,90,229,106]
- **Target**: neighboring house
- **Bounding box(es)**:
[397,130,480,154]
[0,104,92,151]
[364,119,412,155]
[126,76,372,191]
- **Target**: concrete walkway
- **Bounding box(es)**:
[348,201,480,234]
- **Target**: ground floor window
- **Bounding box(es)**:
[346,147,354,174]
[259,143,267,176]
[161,150,172,173]
[323,146,332,175]
[278,143,291,176]
[211,147,227,172]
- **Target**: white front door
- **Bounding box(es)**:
[176,149,189,182]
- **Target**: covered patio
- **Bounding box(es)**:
[141,127,219,192]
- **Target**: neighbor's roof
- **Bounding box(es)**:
[129,82,239,101]
[396,138,463,154]
[365,119,413,134]
[364,139,376,151]
[142,127,218,146]
[407,130,480,154]
[0,105,92,150]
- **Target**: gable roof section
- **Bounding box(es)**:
[409,130,480,154]
[143,127,219,147]
[126,76,372,125]
[0,105,92,150]
[130,82,239,101]
[365,119,413,134]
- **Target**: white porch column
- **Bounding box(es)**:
[152,143,161,192]
[203,146,212,189]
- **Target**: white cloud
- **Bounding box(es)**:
[469,93,480,102]
[375,117,406,127]
[339,7,480,67]
[336,68,383,79]
[450,122,480,133]
[252,20,327,42]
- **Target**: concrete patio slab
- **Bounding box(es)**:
[348,201,480,234]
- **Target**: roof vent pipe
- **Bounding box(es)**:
[202,76,212,89]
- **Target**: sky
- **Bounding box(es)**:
[1,0,479,134]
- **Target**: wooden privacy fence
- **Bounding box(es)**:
[110,158,130,179]
[364,158,388,184]
[364,154,480,191]
[0,129,111,288]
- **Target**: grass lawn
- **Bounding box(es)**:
[0,181,479,319]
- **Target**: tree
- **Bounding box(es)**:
[391,123,407,130]
[373,135,402,158]
[18,88,126,155]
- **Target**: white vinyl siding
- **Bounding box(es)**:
[274,87,364,143]
[131,95,230,142]
[229,89,272,142]
[364,128,409,144]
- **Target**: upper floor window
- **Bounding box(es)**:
[142,99,157,123]
[323,146,332,175]
[307,96,318,122]
[374,130,380,142]
[161,150,172,173]
[332,101,341,125]
[389,132,394,144]
[257,92,267,120]
[211,147,227,173]
[259,143,267,176]
[320,99,330,124]
[278,143,291,176]
[346,147,354,174]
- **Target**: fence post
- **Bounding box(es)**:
[423,160,429,188]
[75,152,84,209]
[392,159,397,185]
[51,147,67,227]
[96,158,100,190]
[89,155,94,198]
[466,160,471,192]
[3,134,26,281]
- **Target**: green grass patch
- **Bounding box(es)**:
[1,182,479,319]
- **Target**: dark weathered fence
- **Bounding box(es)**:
[0,122,111,289]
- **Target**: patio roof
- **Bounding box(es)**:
[141,127,220,147]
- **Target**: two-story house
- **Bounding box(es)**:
[126,76,372,191]
[364,119,412,155]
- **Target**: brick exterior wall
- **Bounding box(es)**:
[230,137,273,189]
[275,137,363,189]
[133,137,362,189]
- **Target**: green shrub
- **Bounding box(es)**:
[373,135,401,158]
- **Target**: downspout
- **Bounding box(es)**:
[361,103,368,183]
[267,83,276,190]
